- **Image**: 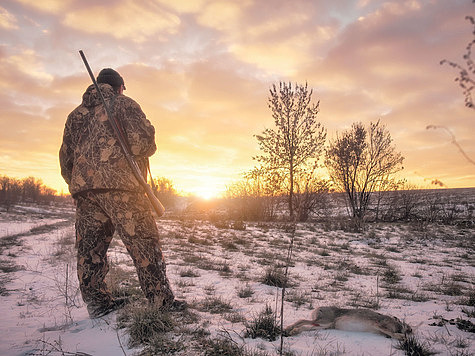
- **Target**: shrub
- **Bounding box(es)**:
[285,289,312,309]
[231,220,246,230]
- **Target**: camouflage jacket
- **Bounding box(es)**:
[59,83,156,196]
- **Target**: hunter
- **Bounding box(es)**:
[59,68,183,317]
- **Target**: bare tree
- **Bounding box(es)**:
[152,176,179,209]
[325,121,404,228]
[254,82,326,219]
[0,175,59,206]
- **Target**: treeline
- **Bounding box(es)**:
[0,174,182,210]
[151,176,180,209]
[224,183,474,227]
[370,186,474,225]
[0,175,62,206]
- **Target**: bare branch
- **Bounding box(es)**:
[441,16,475,109]
[426,125,475,165]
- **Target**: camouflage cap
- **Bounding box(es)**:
[97,68,125,89]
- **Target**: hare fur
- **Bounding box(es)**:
[285,306,412,340]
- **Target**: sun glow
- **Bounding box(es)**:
[171,174,230,200]
[188,185,222,200]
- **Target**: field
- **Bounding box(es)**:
[0,189,474,356]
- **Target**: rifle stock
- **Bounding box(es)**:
[79,50,165,217]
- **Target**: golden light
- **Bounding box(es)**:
[165,171,232,200]
[187,183,223,200]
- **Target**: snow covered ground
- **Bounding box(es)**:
[0,202,473,355]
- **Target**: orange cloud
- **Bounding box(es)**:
[14,0,73,13]
[196,1,249,32]
[155,0,210,14]
[63,1,180,43]
[2,49,53,83]
[230,35,312,77]
[0,6,18,29]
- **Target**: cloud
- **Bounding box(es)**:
[0,6,18,29]
[306,1,470,85]
[230,34,315,77]
[156,0,210,14]
[196,1,249,32]
[62,1,180,43]
[0,0,474,193]
[194,0,340,77]
[1,48,53,83]
[130,58,268,141]
[302,1,473,119]
[14,0,72,14]
[297,0,475,190]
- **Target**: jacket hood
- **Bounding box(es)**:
[82,83,116,108]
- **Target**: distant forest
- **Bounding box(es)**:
[0,175,66,206]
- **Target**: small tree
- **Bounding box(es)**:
[254,82,326,219]
[325,120,404,228]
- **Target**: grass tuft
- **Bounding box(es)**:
[201,337,243,356]
[382,264,402,284]
[395,334,437,356]
[199,296,234,314]
[237,284,255,299]
[244,304,281,341]
[179,268,201,278]
[261,267,287,288]
[117,304,175,347]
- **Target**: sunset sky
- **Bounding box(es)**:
[1,0,474,198]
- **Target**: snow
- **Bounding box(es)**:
[0,203,473,355]
[0,208,128,356]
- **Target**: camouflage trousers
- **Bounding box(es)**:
[75,190,174,307]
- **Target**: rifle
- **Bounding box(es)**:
[79,50,165,217]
